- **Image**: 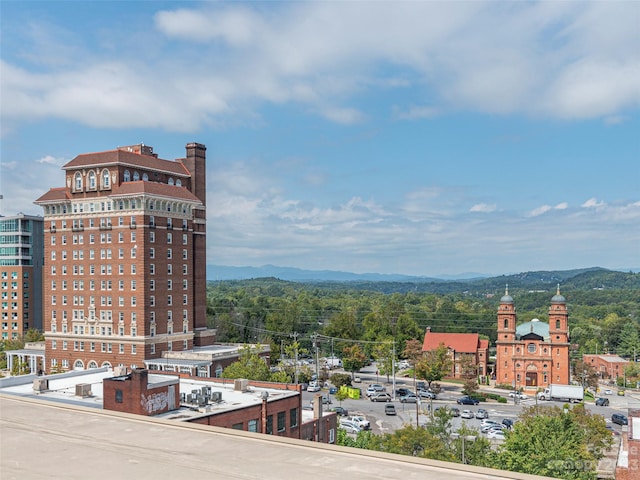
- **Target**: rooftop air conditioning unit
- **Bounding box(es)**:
[234,379,249,392]
[211,391,222,403]
[75,383,92,398]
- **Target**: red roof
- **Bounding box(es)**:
[35,188,71,203]
[111,181,201,203]
[62,149,190,177]
[422,331,484,353]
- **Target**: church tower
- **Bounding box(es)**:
[497,285,516,342]
[548,285,569,344]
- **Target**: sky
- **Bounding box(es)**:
[1,1,639,277]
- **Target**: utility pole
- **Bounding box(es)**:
[312,333,320,383]
[292,332,299,384]
[392,341,396,400]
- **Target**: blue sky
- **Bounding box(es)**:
[1,1,639,276]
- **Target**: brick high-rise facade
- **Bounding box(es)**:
[495,286,570,390]
[35,143,211,373]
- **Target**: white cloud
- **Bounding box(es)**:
[2,2,639,131]
[470,203,496,213]
[393,105,439,120]
[582,198,605,208]
[528,203,568,217]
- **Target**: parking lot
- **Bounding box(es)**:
[302,363,631,439]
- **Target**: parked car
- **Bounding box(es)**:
[501,419,514,429]
[330,406,349,416]
[385,404,397,415]
[347,415,371,430]
[461,409,474,419]
[475,409,489,419]
[339,419,361,434]
[395,387,413,397]
[618,390,625,396]
[595,397,610,406]
[603,389,613,395]
[329,387,338,394]
[370,392,392,402]
[606,425,621,436]
[309,395,331,406]
[480,421,501,433]
[612,413,628,426]
[457,396,479,405]
[399,393,418,403]
[353,376,362,383]
[416,381,427,390]
[307,384,321,392]
[418,390,436,399]
[451,407,461,417]
[366,384,386,396]
[487,429,506,440]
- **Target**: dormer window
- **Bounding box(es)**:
[142,173,149,181]
[102,169,110,188]
[133,171,140,181]
[74,173,83,191]
[176,179,182,187]
[168,178,174,185]
[124,170,131,182]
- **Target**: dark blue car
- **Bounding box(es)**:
[456,396,480,405]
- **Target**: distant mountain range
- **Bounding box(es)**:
[207,264,637,284]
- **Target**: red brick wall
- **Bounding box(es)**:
[103,369,180,416]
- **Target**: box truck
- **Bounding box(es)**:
[537,384,583,403]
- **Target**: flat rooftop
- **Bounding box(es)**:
[1,395,555,480]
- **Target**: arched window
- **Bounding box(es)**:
[88,171,97,189]
[555,319,561,329]
[168,178,174,185]
[74,172,83,191]
[102,169,110,188]
[124,170,131,182]
[74,359,85,370]
[503,319,508,329]
[87,361,98,369]
[175,179,182,187]
[133,171,140,181]
[215,365,223,377]
[142,173,149,181]
[101,361,112,368]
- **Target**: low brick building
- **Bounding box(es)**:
[103,368,180,415]
[422,328,489,379]
[582,354,629,381]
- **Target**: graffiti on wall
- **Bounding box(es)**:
[140,391,169,414]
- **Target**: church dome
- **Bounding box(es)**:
[551,284,565,304]
[500,285,514,304]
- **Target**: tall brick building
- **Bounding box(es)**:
[35,143,213,373]
[495,286,570,390]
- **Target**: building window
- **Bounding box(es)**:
[74,172,83,191]
[232,423,243,430]
[115,389,123,403]
[102,169,110,188]
[277,411,286,432]
[88,171,96,189]
[503,319,508,329]
[248,419,258,432]
[527,343,536,353]
[556,319,561,329]
[290,408,298,428]
[266,415,273,434]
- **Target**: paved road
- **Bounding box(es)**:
[303,363,632,438]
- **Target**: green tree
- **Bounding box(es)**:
[373,340,394,383]
[342,344,367,378]
[329,373,352,388]
[617,321,640,358]
[573,360,598,390]
[496,404,611,479]
[452,424,495,467]
[222,345,271,381]
[369,425,454,461]
[415,342,453,389]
